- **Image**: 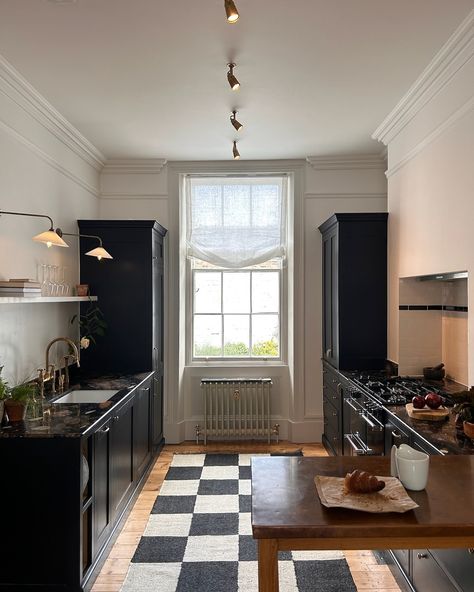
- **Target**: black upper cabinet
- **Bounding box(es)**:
[78,220,167,447]
[319,213,388,370]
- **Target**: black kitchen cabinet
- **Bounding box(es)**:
[78,219,167,450]
[0,374,156,592]
[322,361,343,455]
[412,549,458,592]
[319,213,388,370]
[133,381,152,480]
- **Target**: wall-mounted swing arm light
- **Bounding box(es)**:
[55,230,113,261]
[227,63,240,90]
[0,209,69,248]
[224,0,239,23]
[230,110,243,131]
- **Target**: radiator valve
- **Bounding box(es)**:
[272,423,280,443]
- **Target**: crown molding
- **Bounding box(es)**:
[167,159,305,174]
[386,95,474,179]
[373,9,474,145]
[304,192,387,200]
[306,154,386,170]
[102,159,168,174]
[100,192,168,199]
[0,116,99,197]
[0,54,106,170]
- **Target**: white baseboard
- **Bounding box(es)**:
[164,418,323,444]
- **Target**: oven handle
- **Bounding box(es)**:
[344,433,372,455]
[344,398,360,412]
[360,412,384,431]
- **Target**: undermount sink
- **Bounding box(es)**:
[53,389,119,404]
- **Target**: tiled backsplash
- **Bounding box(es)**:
[398,276,468,384]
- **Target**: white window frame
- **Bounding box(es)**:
[183,173,289,367]
[191,267,283,362]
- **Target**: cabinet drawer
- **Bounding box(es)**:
[412,549,458,592]
[323,400,341,455]
[430,548,474,592]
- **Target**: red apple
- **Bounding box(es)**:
[425,392,442,409]
[412,395,426,409]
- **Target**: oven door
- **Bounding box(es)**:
[343,395,384,456]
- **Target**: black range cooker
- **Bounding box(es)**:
[341,372,453,457]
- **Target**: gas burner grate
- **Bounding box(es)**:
[350,374,453,406]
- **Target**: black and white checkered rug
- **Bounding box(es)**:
[121,453,357,592]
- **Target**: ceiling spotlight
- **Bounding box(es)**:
[232,141,240,160]
[230,110,243,131]
[227,63,240,90]
[224,0,239,23]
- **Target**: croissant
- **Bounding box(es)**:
[344,470,385,494]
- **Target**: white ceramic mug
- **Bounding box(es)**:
[395,444,430,491]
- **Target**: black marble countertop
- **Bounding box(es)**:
[387,405,474,455]
[0,371,153,439]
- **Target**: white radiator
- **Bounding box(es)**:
[201,378,273,444]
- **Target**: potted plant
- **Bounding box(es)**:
[0,366,8,423]
[452,387,474,439]
[4,381,37,422]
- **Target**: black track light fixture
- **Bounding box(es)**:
[224,0,239,23]
[232,141,240,160]
[227,63,240,90]
[230,110,243,132]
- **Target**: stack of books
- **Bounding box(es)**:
[0,279,42,297]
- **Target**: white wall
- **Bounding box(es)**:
[0,57,101,384]
[99,158,387,443]
[373,11,474,386]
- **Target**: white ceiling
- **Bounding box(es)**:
[0,0,473,161]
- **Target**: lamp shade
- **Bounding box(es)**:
[85,246,113,260]
[32,230,69,248]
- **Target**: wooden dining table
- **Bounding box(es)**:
[251,455,474,592]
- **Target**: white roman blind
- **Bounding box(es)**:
[185,176,287,268]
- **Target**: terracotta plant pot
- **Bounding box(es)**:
[463,420,474,440]
[4,399,27,422]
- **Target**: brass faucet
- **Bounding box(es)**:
[38,337,81,396]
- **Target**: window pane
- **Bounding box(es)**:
[223,273,250,313]
[224,315,250,356]
[194,272,221,313]
[252,315,279,357]
[252,272,279,313]
[194,315,222,357]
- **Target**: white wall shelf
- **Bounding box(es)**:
[0,296,98,304]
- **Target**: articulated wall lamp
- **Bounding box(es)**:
[232,141,240,160]
[230,110,243,131]
[55,230,113,261]
[0,209,69,248]
[224,0,239,23]
[227,63,240,90]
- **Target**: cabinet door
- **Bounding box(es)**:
[133,382,152,481]
[93,421,111,557]
[430,548,474,592]
[322,229,338,366]
[110,399,134,520]
[412,550,458,592]
[153,376,163,448]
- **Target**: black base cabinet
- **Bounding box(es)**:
[0,374,156,592]
[322,362,343,455]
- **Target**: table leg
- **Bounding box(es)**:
[258,539,279,592]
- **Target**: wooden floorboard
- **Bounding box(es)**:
[90,441,401,592]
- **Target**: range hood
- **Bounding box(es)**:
[417,271,468,281]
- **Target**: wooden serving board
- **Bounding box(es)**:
[405,403,449,421]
